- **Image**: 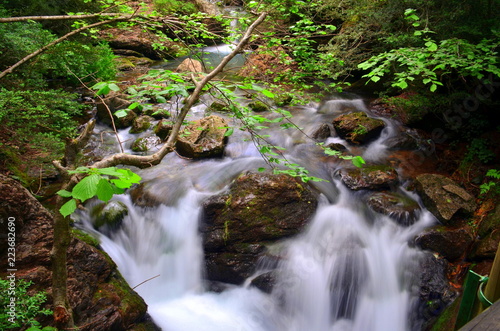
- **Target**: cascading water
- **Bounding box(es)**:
[78,93,437,331]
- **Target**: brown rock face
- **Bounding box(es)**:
[414,174,477,224]
[201,173,318,284]
[176,115,229,158]
[415,226,474,261]
[0,175,150,330]
[332,111,385,144]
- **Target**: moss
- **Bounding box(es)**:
[430,296,461,331]
[72,228,100,247]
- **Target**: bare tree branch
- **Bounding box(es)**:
[89,11,268,170]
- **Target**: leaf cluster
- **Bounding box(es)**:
[57,167,142,217]
[0,279,52,330]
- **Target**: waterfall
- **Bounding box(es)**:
[79,94,436,330]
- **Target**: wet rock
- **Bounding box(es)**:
[478,203,500,237]
[332,111,385,144]
[90,200,128,232]
[312,123,332,141]
[326,143,347,152]
[250,271,277,294]
[385,128,427,150]
[176,58,203,73]
[415,226,474,261]
[153,119,173,140]
[201,173,318,284]
[248,100,270,112]
[413,174,477,224]
[337,164,399,191]
[366,191,421,226]
[0,175,149,331]
[176,115,229,158]
[416,253,458,325]
[131,135,162,152]
[130,115,154,134]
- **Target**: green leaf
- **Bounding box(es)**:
[261,89,275,98]
[57,190,73,198]
[430,84,437,92]
[258,167,266,172]
[224,127,234,137]
[60,199,77,217]
[96,178,114,202]
[128,102,142,110]
[72,174,101,202]
[352,156,366,168]
[370,76,381,83]
[108,83,120,92]
[97,167,123,177]
[114,109,128,118]
[425,41,438,51]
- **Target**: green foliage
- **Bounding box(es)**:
[480,169,500,195]
[0,279,52,330]
[58,167,142,217]
[358,9,500,92]
[463,138,496,165]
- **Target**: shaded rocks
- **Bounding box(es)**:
[96,93,135,128]
[0,174,149,331]
[332,111,385,144]
[176,115,229,158]
[366,191,421,226]
[312,123,332,141]
[413,174,477,224]
[415,226,474,261]
[337,164,399,191]
[201,173,318,284]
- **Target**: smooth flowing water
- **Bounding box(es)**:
[79,95,435,331]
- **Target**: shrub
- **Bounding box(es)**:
[0,279,52,330]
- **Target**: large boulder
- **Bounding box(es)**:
[176,115,229,158]
[129,115,154,134]
[413,174,477,224]
[415,226,474,261]
[337,164,399,191]
[201,173,318,284]
[0,175,152,330]
[332,111,385,144]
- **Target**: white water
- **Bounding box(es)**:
[81,96,435,331]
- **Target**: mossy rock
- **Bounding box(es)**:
[129,115,154,134]
[208,100,231,113]
[332,111,385,144]
[91,200,128,231]
[114,57,136,71]
[248,100,270,112]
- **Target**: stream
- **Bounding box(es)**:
[78,80,438,330]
